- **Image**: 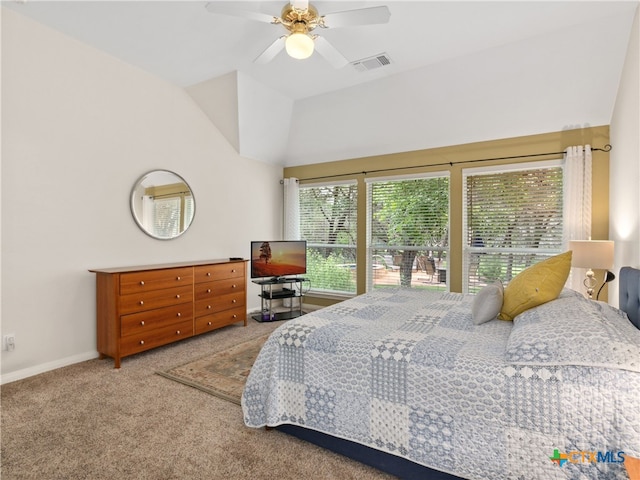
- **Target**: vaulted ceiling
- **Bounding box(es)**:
[4,1,638,166]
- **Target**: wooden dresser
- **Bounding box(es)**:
[89,259,247,368]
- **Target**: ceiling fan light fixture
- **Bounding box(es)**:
[285,22,314,59]
[285,32,314,59]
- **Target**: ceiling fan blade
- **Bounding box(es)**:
[254,36,286,64]
[313,36,349,69]
[205,2,278,24]
[290,0,309,10]
[321,6,391,29]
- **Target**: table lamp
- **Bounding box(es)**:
[569,240,615,300]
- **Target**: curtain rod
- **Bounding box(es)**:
[287,144,612,183]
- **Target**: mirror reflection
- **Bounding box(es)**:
[130,170,195,240]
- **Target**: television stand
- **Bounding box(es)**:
[252,277,307,322]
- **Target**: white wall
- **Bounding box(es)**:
[187,71,295,165]
[284,12,633,166]
[186,71,241,154]
[1,9,282,383]
[610,6,640,307]
[236,71,293,163]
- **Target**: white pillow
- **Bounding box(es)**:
[472,281,504,325]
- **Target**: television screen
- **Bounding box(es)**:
[250,241,307,279]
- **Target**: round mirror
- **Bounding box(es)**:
[130,170,195,240]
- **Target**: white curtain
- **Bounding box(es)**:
[142,195,155,232]
[563,145,592,291]
[283,178,300,240]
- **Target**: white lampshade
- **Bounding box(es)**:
[285,32,314,59]
[569,240,614,269]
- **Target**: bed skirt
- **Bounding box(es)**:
[276,424,463,480]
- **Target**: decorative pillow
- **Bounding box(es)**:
[498,251,572,321]
[472,281,504,325]
[505,291,640,372]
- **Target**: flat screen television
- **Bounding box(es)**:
[250,240,307,280]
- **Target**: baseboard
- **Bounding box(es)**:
[0,351,99,385]
[2,307,324,385]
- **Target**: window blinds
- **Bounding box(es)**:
[366,174,449,290]
[151,195,194,239]
[299,181,357,294]
[462,162,564,292]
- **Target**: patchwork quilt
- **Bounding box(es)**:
[242,288,640,479]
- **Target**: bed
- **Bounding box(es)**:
[242,266,640,479]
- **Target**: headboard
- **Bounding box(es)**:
[619,266,640,329]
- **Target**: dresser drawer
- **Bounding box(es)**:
[194,263,244,283]
[195,306,246,334]
[195,292,244,316]
[120,267,193,295]
[121,303,193,337]
[120,319,194,357]
[119,285,193,315]
[194,277,245,301]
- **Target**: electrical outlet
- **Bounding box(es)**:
[4,334,15,351]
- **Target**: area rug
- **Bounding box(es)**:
[156,333,271,405]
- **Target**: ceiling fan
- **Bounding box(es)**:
[205,1,391,68]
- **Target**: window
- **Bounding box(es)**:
[299,181,357,294]
[366,174,449,291]
[142,184,194,239]
[462,161,564,293]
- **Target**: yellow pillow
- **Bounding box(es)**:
[498,251,572,321]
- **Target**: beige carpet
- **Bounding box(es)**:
[1,317,396,480]
[157,333,271,405]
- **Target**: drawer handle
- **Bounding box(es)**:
[176,330,181,335]
[207,305,212,309]
[207,289,211,293]
[232,299,237,304]
[139,300,144,306]
[232,314,237,319]
[231,269,236,273]
[206,272,211,277]
[176,276,181,281]
[140,281,145,286]
[232,284,237,289]
[177,312,181,317]
[207,321,212,326]
[140,321,145,326]
[176,294,180,299]
[140,340,145,345]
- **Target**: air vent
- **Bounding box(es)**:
[351,53,392,72]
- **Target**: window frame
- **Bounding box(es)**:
[461,159,564,293]
[298,179,358,296]
[365,171,450,292]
